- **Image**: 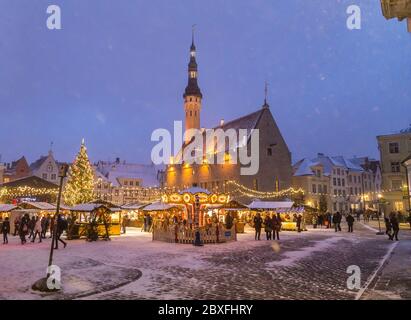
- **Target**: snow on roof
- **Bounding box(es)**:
[248,201,294,210]
[0,204,18,212]
[96,162,161,187]
[19,202,56,210]
[70,203,121,212]
[179,187,211,195]
[121,203,147,210]
[142,201,176,211]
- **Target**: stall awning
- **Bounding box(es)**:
[142,202,175,211]
[247,200,294,210]
[18,202,56,211]
[0,204,18,212]
[70,203,121,212]
[121,203,148,210]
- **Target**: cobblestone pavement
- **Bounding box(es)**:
[85,224,410,300]
[1,222,410,300]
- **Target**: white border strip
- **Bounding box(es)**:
[355,241,398,300]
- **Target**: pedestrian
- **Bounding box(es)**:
[326,212,332,229]
[390,213,400,241]
[272,213,282,240]
[346,213,354,232]
[31,215,43,243]
[296,214,302,233]
[333,212,342,232]
[264,214,272,240]
[19,214,29,245]
[356,210,360,221]
[54,214,67,249]
[384,216,393,239]
[122,215,128,234]
[49,216,55,238]
[2,217,10,244]
[318,214,324,228]
[253,213,262,240]
[13,216,20,236]
[28,216,36,240]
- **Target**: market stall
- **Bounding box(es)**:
[121,203,149,228]
[0,204,18,232]
[247,200,305,231]
[68,201,122,239]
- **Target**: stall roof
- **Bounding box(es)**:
[247,201,294,210]
[142,201,176,211]
[121,203,148,210]
[18,202,56,211]
[178,187,211,195]
[0,204,18,212]
[70,203,121,212]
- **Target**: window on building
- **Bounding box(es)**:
[312,184,317,194]
[350,187,353,195]
[334,189,337,196]
[391,180,402,190]
[267,147,272,156]
[354,187,358,195]
[318,185,322,194]
[337,168,340,175]
[337,178,341,186]
[130,181,134,186]
[316,170,321,178]
[323,185,327,194]
[333,178,336,186]
[389,142,399,154]
[348,175,352,183]
[51,174,56,180]
[353,176,357,183]
[394,201,404,212]
[342,179,345,187]
[391,162,400,173]
[42,173,48,180]
[124,180,128,185]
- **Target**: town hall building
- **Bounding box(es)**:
[165,35,292,197]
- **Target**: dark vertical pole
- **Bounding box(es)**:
[46,164,68,278]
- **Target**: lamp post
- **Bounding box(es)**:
[32,164,69,292]
[376,194,385,235]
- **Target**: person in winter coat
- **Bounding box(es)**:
[49,216,55,238]
[296,214,302,233]
[326,212,332,229]
[333,212,342,232]
[264,215,272,240]
[27,216,36,240]
[54,214,67,249]
[40,215,47,239]
[13,217,20,236]
[122,215,128,234]
[31,215,43,243]
[346,213,355,232]
[390,213,400,241]
[272,213,282,240]
[19,214,30,244]
[2,217,10,244]
[253,213,263,240]
[384,216,392,239]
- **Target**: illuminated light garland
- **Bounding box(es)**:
[226,180,304,198]
[0,186,59,198]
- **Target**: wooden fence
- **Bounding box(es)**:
[152,225,236,244]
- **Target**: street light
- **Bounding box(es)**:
[376,194,385,235]
[32,163,69,292]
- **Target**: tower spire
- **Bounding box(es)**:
[263,81,270,108]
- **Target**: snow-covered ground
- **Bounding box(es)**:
[0,224,410,300]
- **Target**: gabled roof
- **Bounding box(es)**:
[18,202,56,210]
[0,175,58,188]
[0,204,18,212]
[29,156,48,171]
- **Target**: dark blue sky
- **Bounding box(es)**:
[0,0,410,165]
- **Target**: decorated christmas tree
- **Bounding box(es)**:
[63,139,95,206]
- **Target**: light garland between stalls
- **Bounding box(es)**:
[225,180,304,198]
[0,186,59,198]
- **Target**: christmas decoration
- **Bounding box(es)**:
[63,139,95,206]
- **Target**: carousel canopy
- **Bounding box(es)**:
[247,200,294,210]
[178,187,211,195]
[142,201,175,211]
[0,204,18,212]
[18,202,56,211]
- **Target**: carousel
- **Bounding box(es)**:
[153,187,237,244]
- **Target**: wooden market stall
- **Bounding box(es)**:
[247,200,305,231]
[0,204,18,232]
[121,202,150,228]
[68,201,122,239]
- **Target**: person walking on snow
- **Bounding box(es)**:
[54,214,67,249]
[390,212,400,241]
[296,214,302,233]
[346,213,354,232]
[264,215,272,240]
[31,215,43,243]
[2,217,10,244]
[272,213,282,240]
[333,212,342,232]
[253,213,263,241]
